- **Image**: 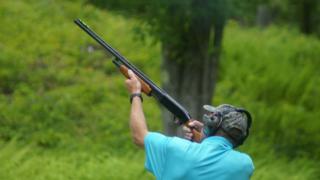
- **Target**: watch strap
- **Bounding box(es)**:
[130,93,143,104]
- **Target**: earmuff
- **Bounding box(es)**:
[233,108,252,146]
[202,111,223,136]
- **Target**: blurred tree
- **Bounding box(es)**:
[290,0,319,35]
[256,4,272,28]
[232,0,320,36]
[89,0,230,135]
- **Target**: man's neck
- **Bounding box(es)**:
[213,132,235,148]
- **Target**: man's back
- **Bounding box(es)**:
[145,132,254,180]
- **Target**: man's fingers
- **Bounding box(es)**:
[188,121,199,128]
[128,70,137,80]
[182,125,192,133]
[187,120,204,133]
[188,121,195,127]
[192,121,204,128]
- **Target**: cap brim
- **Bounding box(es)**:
[203,105,218,112]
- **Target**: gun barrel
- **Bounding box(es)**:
[74,18,192,122]
[74,19,162,92]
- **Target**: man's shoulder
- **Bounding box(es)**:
[144,132,193,147]
[145,132,167,140]
[144,132,171,149]
[146,133,195,156]
[144,132,170,149]
[227,150,254,172]
[232,150,252,160]
[167,136,194,150]
[144,132,190,147]
[229,150,253,163]
[144,132,195,163]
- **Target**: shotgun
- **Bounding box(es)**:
[74,19,202,142]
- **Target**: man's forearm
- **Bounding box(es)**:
[130,96,148,148]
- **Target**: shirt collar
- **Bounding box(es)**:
[202,136,233,148]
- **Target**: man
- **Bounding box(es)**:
[125,70,254,179]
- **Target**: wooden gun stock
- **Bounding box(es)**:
[191,128,203,142]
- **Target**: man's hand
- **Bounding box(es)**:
[125,70,142,94]
[182,120,204,141]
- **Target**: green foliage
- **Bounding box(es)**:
[0,140,153,180]
[217,22,320,158]
[232,0,320,36]
[0,0,162,152]
[253,153,318,179]
[90,0,230,50]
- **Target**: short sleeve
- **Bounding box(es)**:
[249,158,255,177]
[245,155,255,177]
[144,132,171,178]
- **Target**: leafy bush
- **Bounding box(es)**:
[0,0,161,153]
[217,22,320,158]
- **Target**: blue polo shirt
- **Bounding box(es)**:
[144,132,254,180]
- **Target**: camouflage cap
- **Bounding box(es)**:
[203,104,250,139]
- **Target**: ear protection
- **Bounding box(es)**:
[202,111,223,136]
[203,107,252,147]
[230,108,252,147]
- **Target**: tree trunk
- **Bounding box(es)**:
[160,21,225,136]
[256,4,272,28]
[300,0,314,34]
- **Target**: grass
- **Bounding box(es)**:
[0,140,153,180]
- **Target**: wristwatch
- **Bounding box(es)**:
[130,93,143,104]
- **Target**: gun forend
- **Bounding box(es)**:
[185,121,203,142]
[112,60,152,95]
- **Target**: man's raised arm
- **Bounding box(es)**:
[125,70,148,148]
